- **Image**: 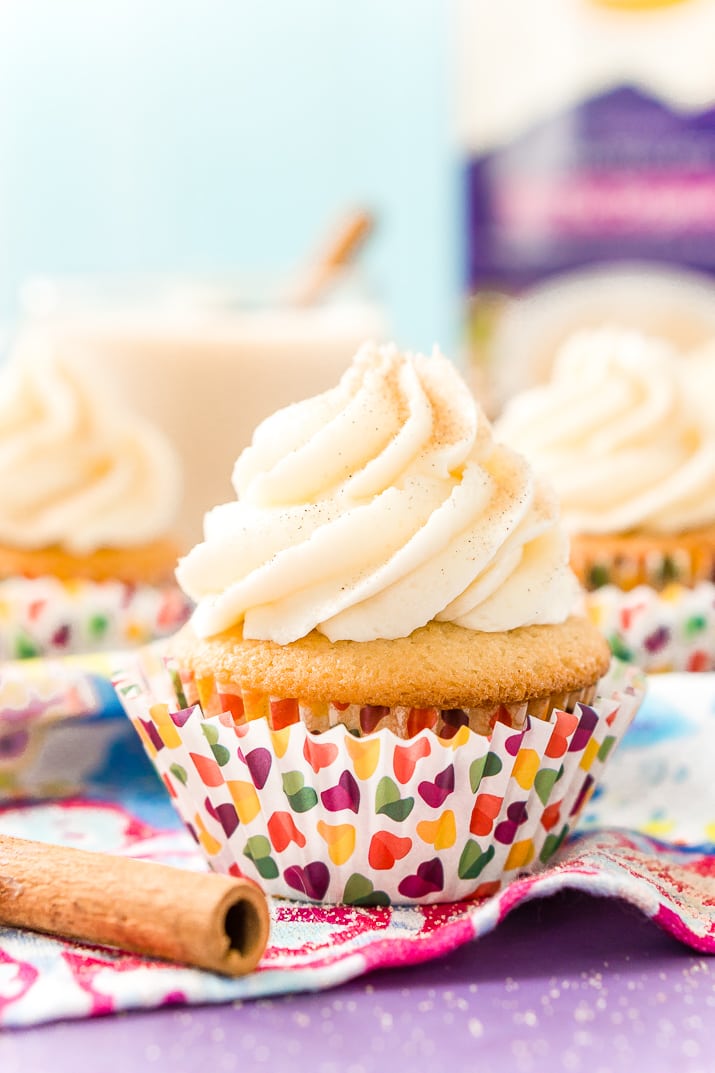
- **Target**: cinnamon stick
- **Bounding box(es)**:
[0,834,270,977]
[290,209,374,306]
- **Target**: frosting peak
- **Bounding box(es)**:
[495,327,715,536]
[178,342,578,644]
[0,334,181,553]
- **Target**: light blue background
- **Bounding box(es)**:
[0,1,460,354]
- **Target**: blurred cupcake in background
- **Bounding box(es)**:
[683,339,715,434]
[495,327,715,672]
[0,332,191,658]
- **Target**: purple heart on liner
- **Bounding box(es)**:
[139,719,163,752]
[397,857,445,899]
[439,708,470,740]
[245,747,272,789]
[0,729,30,760]
[504,731,525,757]
[284,861,331,901]
[506,801,528,825]
[494,819,519,845]
[418,764,455,808]
[321,770,360,813]
[569,773,595,817]
[569,705,599,752]
[359,705,390,735]
[169,706,195,728]
[204,797,240,839]
[494,800,529,845]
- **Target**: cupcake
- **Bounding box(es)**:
[116,342,641,905]
[683,340,715,434]
[496,327,715,671]
[0,333,191,657]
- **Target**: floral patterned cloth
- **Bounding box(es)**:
[1,672,714,1028]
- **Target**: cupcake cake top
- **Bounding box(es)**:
[495,327,715,537]
[0,334,181,554]
[177,341,578,644]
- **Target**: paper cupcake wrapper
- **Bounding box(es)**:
[114,651,645,905]
[0,653,124,799]
[585,581,715,672]
[0,576,191,660]
[572,540,715,592]
[175,667,599,737]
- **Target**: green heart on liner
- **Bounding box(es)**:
[281,771,319,812]
[210,743,231,766]
[539,824,569,864]
[243,835,280,879]
[244,834,271,859]
[169,667,189,709]
[200,723,230,765]
[458,840,496,881]
[534,768,558,805]
[253,856,280,880]
[375,776,414,822]
[169,762,188,785]
[282,770,306,796]
[14,631,39,659]
[469,751,503,793]
[598,736,616,763]
[287,786,319,813]
[343,873,391,907]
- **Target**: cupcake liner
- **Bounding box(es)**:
[0,576,192,659]
[175,667,600,737]
[114,650,645,905]
[572,538,715,592]
[585,581,715,672]
[0,653,127,799]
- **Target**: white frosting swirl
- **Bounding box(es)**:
[684,340,715,433]
[178,342,578,643]
[0,334,181,553]
[495,328,715,536]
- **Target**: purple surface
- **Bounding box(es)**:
[2,891,715,1073]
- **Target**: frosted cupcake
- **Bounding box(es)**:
[0,334,190,657]
[113,342,643,905]
[172,341,609,736]
[496,328,715,671]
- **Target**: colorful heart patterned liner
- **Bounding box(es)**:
[114,650,645,905]
[0,576,191,660]
[585,582,715,673]
[572,540,715,592]
[175,669,600,738]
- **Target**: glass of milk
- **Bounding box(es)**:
[12,272,387,547]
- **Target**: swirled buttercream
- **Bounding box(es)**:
[0,335,181,553]
[495,328,715,536]
[177,342,578,643]
[684,340,715,433]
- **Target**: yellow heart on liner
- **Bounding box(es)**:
[269,726,292,759]
[345,735,381,779]
[505,838,535,871]
[580,736,600,773]
[317,820,357,865]
[416,809,457,850]
[227,780,261,824]
[194,812,222,856]
[443,725,471,751]
[133,717,158,759]
[151,703,182,749]
[512,748,540,790]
